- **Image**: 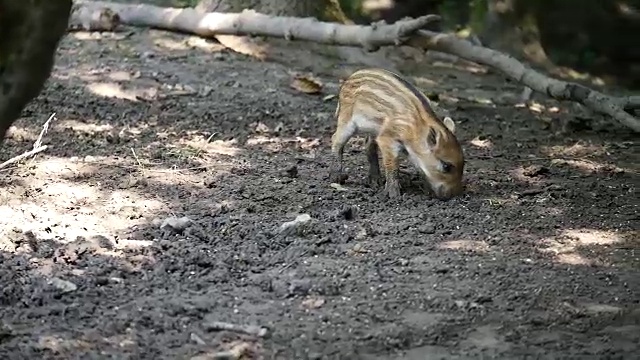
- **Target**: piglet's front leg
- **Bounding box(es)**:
[376,135,401,199]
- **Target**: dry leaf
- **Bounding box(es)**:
[323,94,336,101]
[290,74,323,94]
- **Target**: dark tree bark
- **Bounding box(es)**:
[0,0,73,146]
[478,0,551,68]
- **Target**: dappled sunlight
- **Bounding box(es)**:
[0,157,164,250]
[361,0,394,13]
[541,142,608,158]
[52,64,160,102]
[438,239,490,253]
[245,135,322,153]
[56,119,115,134]
[430,59,488,75]
[538,142,633,175]
[176,136,243,158]
[37,333,137,356]
[537,228,630,266]
[4,125,40,143]
[469,136,493,150]
[551,158,628,174]
[509,165,548,186]
[413,76,439,88]
[86,81,155,101]
[515,101,563,117]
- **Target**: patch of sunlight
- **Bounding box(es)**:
[438,239,489,253]
[431,60,488,75]
[413,76,439,88]
[556,253,591,265]
[52,64,112,83]
[0,157,164,250]
[177,137,243,157]
[56,119,115,134]
[538,228,625,266]
[86,81,156,101]
[184,35,229,52]
[38,336,92,353]
[541,142,607,158]
[514,101,562,114]
[563,229,621,245]
[361,0,394,12]
[483,196,513,207]
[4,125,39,142]
[550,158,629,174]
[245,135,322,152]
[469,136,493,149]
[509,166,546,186]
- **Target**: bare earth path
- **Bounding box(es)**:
[1,18,639,360]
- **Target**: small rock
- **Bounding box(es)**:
[48,277,77,293]
[279,214,312,236]
[418,224,436,234]
[160,216,192,233]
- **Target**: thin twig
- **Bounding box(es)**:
[33,113,55,150]
[0,146,48,170]
[130,147,145,171]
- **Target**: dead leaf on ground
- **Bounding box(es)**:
[290,74,323,94]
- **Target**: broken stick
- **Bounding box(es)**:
[411,30,640,133]
[69,1,639,133]
[72,1,440,50]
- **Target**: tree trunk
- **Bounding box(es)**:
[477,0,552,68]
[0,0,73,146]
[197,0,349,22]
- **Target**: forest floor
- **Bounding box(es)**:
[1,6,639,360]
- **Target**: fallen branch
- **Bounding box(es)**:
[411,31,640,132]
[69,3,121,32]
[69,1,639,132]
[72,1,440,50]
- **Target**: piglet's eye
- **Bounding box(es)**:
[441,161,453,173]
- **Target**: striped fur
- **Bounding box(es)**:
[329,68,465,199]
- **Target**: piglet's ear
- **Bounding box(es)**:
[443,116,456,134]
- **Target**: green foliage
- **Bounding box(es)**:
[437,0,470,30]
[338,0,363,20]
[469,0,486,33]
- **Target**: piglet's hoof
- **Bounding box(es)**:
[367,173,384,188]
[380,184,401,200]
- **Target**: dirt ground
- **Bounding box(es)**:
[1,11,639,360]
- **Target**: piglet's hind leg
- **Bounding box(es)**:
[329,120,355,184]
